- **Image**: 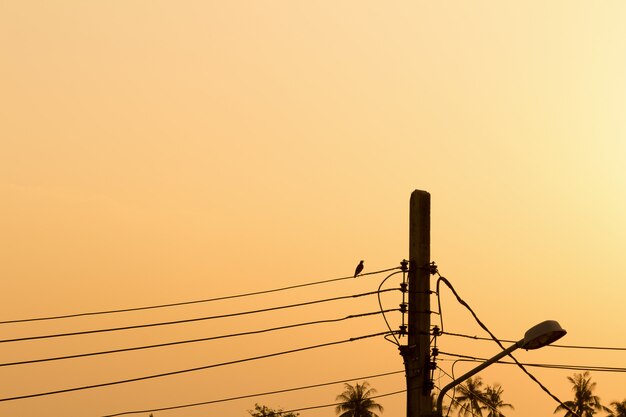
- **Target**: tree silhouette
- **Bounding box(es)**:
[453,376,486,417]
[248,403,299,417]
[481,384,513,417]
[335,381,384,417]
[554,371,609,417]
[607,400,626,417]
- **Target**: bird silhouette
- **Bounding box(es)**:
[354,260,364,277]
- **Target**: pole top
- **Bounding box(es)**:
[411,189,430,197]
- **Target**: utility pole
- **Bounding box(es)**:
[401,189,432,417]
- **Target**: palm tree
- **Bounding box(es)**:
[335,381,384,417]
[453,376,486,417]
[554,371,609,417]
[607,400,626,417]
[481,384,514,417]
[248,403,299,417]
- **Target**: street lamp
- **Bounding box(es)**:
[436,320,567,417]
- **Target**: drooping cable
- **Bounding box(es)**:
[0,310,397,368]
[0,266,401,325]
[377,270,403,346]
[0,331,396,403]
[434,269,580,417]
[102,370,405,416]
[0,289,397,344]
[435,274,445,332]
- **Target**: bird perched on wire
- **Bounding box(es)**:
[354,260,364,278]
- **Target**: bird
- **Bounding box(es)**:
[354,260,364,278]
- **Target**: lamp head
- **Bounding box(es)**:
[520,320,566,350]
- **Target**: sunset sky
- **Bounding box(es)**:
[1,2,625,417]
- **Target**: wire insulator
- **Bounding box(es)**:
[399,303,407,313]
[399,325,407,335]
[429,261,438,275]
[400,259,409,272]
[399,282,408,293]
[432,325,441,336]
[432,347,439,357]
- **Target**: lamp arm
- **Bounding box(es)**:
[436,339,523,417]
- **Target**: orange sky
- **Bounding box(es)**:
[1,2,625,417]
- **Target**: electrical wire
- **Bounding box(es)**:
[435,275,445,332]
[441,331,626,351]
[433,365,445,386]
[0,310,398,368]
[444,359,460,417]
[436,391,481,417]
[0,266,401,325]
[438,353,626,373]
[0,331,396,403]
[0,289,397,344]
[449,363,512,417]
[433,388,481,417]
[278,389,406,415]
[435,367,490,417]
[377,271,403,346]
[102,370,405,416]
[435,272,581,417]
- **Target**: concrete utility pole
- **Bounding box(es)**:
[401,189,432,417]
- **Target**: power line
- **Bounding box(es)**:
[441,331,626,351]
[0,310,397,368]
[434,367,492,417]
[0,331,395,403]
[0,266,401,325]
[435,271,580,417]
[377,270,404,346]
[0,288,398,344]
[278,389,406,415]
[439,352,626,373]
[103,370,405,416]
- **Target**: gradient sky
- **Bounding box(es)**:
[1,2,625,417]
